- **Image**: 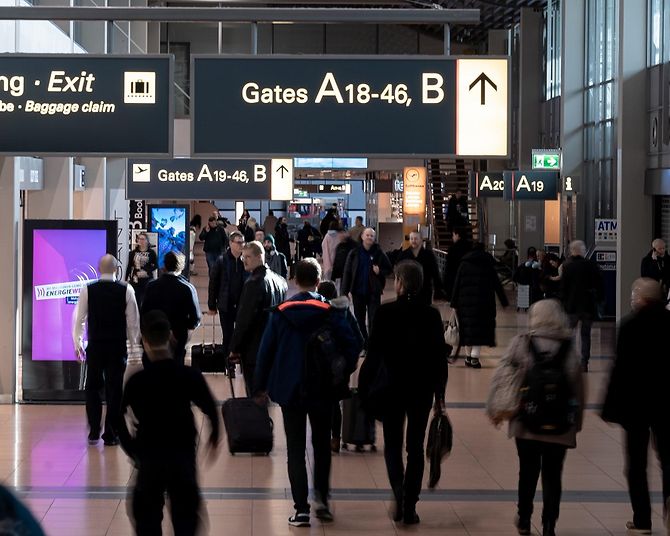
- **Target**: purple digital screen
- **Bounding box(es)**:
[31,229,107,361]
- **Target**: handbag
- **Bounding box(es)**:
[426,412,453,489]
[444,310,459,347]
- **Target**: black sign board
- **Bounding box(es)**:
[126,158,293,200]
[0,55,172,156]
[469,171,505,198]
[503,171,559,200]
[192,55,509,157]
[317,184,350,194]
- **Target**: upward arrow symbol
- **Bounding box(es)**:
[277,165,289,178]
[468,72,498,105]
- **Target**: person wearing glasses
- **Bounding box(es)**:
[207,231,249,360]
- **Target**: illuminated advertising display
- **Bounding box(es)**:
[148,205,189,274]
[402,166,427,216]
[22,220,117,401]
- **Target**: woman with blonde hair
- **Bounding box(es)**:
[487,299,584,536]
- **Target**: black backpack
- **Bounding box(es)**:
[302,309,350,402]
[519,337,576,435]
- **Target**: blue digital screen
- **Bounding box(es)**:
[149,206,188,270]
[294,158,368,169]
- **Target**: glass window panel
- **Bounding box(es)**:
[650,0,662,65]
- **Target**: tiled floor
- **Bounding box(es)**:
[5,248,667,535]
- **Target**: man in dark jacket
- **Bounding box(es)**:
[119,310,220,536]
[640,238,670,294]
[341,227,393,342]
[451,242,509,368]
[601,278,670,535]
[254,258,362,526]
[397,231,444,305]
[207,231,248,359]
[331,233,357,282]
[359,260,448,524]
[297,221,321,259]
[443,228,471,302]
[560,240,603,372]
[229,241,287,395]
[141,251,202,366]
[263,234,288,280]
[199,216,229,271]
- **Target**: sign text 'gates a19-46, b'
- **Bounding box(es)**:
[0,55,172,156]
[192,56,509,158]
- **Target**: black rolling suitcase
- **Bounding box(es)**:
[341,389,376,452]
[191,316,226,373]
[221,371,274,455]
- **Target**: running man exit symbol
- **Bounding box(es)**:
[468,72,497,105]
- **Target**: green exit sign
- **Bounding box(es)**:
[532,150,561,170]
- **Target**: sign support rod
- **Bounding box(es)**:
[444,23,450,55]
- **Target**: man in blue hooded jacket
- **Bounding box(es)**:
[254,258,362,527]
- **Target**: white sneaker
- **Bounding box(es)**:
[626,521,651,534]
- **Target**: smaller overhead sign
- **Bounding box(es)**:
[469,171,505,198]
[317,184,351,194]
[531,149,561,170]
[595,219,618,242]
[562,175,579,194]
[126,159,293,200]
[403,167,426,216]
[503,170,559,200]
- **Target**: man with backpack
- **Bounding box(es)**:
[253,258,363,527]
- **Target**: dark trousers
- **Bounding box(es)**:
[205,251,220,273]
[382,402,432,511]
[281,403,332,513]
[241,360,255,398]
[568,313,593,364]
[218,311,235,362]
[625,423,670,529]
[515,438,568,525]
[352,293,381,342]
[85,344,126,441]
[132,455,201,536]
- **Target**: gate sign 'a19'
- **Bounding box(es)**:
[192,56,509,158]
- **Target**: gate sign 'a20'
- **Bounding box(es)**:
[192,56,509,158]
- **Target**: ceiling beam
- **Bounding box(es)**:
[0,6,480,23]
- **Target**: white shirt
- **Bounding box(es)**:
[72,273,141,355]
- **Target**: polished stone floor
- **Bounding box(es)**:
[5,247,666,535]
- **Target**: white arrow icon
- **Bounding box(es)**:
[547,156,557,166]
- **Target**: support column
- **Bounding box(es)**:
[78,157,107,219]
[560,0,586,249]
[616,0,649,317]
[27,157,73,219]
[0,158,19,402]
[517,8,544,254]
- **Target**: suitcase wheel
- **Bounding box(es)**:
[370,445,377,452]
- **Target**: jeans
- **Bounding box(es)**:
[515,438,568,525]
[382,401,432,511]
[85,343,126,441]
[132,454,201,536]
[205,251,220,273]
[568,313,593,364]
[625,423,670,530]
[281,403,332,513]
[352,293,381,343]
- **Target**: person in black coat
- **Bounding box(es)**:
[229,241,287,396]
[640,238,670,294]
[560,240,603,371]
[332,235,357,282]
[340,228,393,342]
[601,278,670,534]
[141,251,201,366]
[443,228,471,302]
[126,232,158,308]
[397,231,444,305]
[359,260,448,524]
[199,216,229,272]
[274,217,292,266]
[451,242,509,369]
[297,221,321,259]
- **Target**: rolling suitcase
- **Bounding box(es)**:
[516,284,530,312]
[341,389,376,452]
[221,371,274,455]
[191,316,227,373]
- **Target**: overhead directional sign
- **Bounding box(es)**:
[318,184,351,194]
[192,56,509,158]
[126,159,293,200]
[0,55,173,156]
[469,171,505,198]
[503,171,559,200]
[531,149,561,170]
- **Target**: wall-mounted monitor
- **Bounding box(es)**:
[22,220,117,401]
[148,204,189,277]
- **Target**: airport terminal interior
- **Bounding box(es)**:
[0,0,669,535]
